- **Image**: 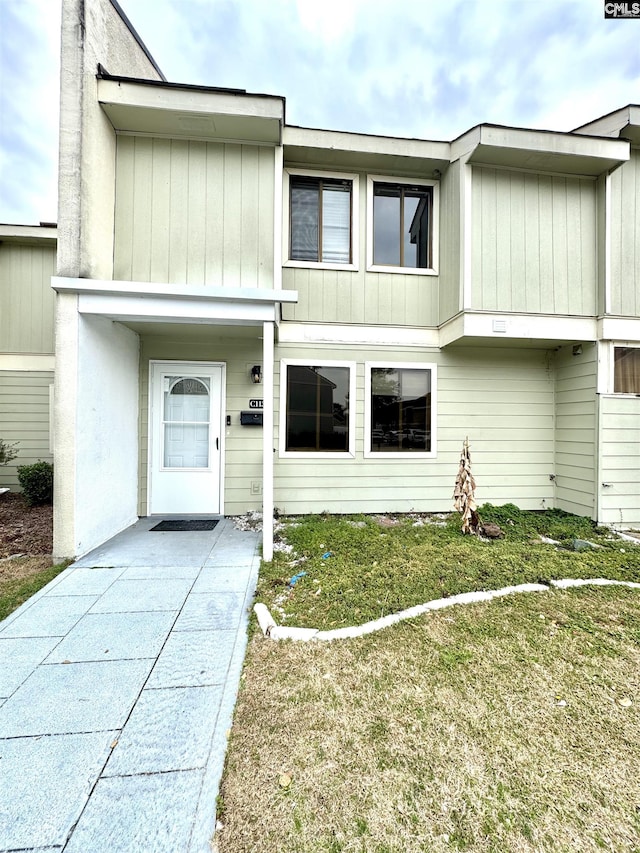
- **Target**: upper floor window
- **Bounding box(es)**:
[614,346,640,393]
[284,169,359,271]
[367,175,439,275]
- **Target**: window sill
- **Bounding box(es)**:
[284,260,358,273]
[366,264,437,276]
[364,451,437,460]
[279,450,356,460]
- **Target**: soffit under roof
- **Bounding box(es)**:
[457,125,629,176]
[283,126,450,175]
[98,77,284,145]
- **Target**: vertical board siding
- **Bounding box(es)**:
[553,344,597,518]
[114,136,274,288]
[471,167,597,315]
[273,345,555,514]
[438,161,461,323]
[610,150,640,316]
[0,372,53,489]
[0,243,56,353]
[599,395,640,527]
[138,334,265,516]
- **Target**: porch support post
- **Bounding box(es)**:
[262,320,275,562]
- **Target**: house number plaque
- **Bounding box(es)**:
[249,399,264,409]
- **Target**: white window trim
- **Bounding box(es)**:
[279,358,356,459]
[366,174,439,276]
[283,168,359,272]
[364,361,438,459]
[608,341,640,395]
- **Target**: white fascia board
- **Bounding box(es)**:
[283,125,450,162]
[77,293,277,325]
[0,224,57,243]
[439,312,598,347]
[598,316,640,342]
[450,124,629,170]
[52,277,298,304]
[478,125,628,160]
[277,322,439,348]
[98,78,284,123]
[0,354,55,371]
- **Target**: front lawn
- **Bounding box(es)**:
[217,508,640,853]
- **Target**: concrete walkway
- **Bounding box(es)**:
[0,517,260,852]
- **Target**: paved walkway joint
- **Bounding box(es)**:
[0,517,260,853]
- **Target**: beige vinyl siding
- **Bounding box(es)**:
[609,149,640,316]
[0,243,56,354]
[438,160,461,324]
[0,371,53,489]
[471,167,597,315]
[273,344,555,514]
[282,173,439,327]
[114,136,275,288]
[553,343,597,518]
[599,395,640,527]
[138,333,264,516]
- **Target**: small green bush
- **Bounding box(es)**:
[0,439,18,466]
[17,461,53,506]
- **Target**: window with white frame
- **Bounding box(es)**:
[285,169,358,269]
[365,363,436,456]
[367,175,438,274]
[280,360,355,456]
[613,346,640,393]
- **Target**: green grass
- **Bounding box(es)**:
[0,558,68,622]
[258,506,640,631]
[220,584,640,852]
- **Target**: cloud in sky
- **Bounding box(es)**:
[1,0,639,224]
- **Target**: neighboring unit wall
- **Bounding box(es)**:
[553,343,597,518]
[609,149,640,316]
[599,395,640,528]
[0,242,56,352]
[113,137,275,288]
[273,343,555,514]
[471,167,597,315]
[0,236,56,489]
[0,372,53,489]
[138,333,265,516]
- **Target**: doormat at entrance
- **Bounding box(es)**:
[150,519,219,532]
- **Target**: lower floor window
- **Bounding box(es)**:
[284,363,351,453]
[614,347,640,393]
[368,365,434,454]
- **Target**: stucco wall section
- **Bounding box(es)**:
[58,0,163,280]
[75,315,139,556]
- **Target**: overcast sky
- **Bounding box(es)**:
[1,0,639,225]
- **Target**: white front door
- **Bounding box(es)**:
[149,361,224,515]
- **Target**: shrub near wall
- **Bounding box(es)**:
[17,462,53,506]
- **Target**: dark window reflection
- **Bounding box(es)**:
[370,367,431,452]
[286,365,350,451]
[373,183,431,268]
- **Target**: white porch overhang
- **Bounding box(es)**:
[51,278,297,326]
[52,277,297,563]
[439,311,598,348]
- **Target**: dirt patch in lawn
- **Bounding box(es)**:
[0,493,53,559]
